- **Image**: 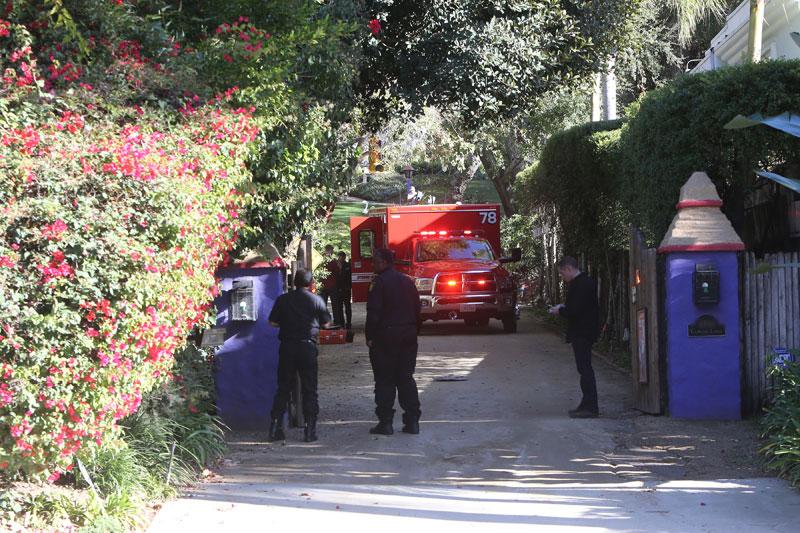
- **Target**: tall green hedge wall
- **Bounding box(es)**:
[526,60,800,249]
[525,119,627,258]
[620,60,800,242]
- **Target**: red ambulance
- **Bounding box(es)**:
[349,203,520,332]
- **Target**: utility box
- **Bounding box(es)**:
[692,264,720,305]
[658,172,745,419]
[213,264,285,430]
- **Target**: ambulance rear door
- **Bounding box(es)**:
[349,216,384,302]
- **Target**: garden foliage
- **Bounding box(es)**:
[761,355,800,487]
[0,6,256,481]
[619,60,800,242]
[524,119,627,258]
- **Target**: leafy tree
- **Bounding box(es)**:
[379,107,480,202]
[361,0,640,126]
[151,1,367,253]
[614,0,738,109]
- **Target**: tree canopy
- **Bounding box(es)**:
[360,0,639,125]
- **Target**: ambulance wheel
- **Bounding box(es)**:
[501,312,517,333]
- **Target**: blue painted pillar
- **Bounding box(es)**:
[663,253,741,419]
[658,172,745,419]
[213,265,285,430]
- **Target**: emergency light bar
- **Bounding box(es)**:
[416,230,483,237]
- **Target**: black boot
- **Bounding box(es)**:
[401,413,420,435]
[268,418,286,442]
[304,416,318,442]
[369,421,394,435]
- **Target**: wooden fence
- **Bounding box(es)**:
[742,252,800,414]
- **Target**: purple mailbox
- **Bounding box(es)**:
[658,172,745,419]
[213,264,286,430]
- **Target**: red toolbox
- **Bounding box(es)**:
[319,327,348,345]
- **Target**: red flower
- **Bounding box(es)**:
[368,19,382,36]
[42,219,68,240]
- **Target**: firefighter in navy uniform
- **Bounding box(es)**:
[268,269,332,442]
[365,248,422,435]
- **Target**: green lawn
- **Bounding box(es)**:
[330,201,367,222]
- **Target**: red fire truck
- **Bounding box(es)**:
[349,203,521,332]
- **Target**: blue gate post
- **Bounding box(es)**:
[658,172,745,419]
[213,264,286,430]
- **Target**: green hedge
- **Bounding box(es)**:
[351,173,405,201]
[619,60,800,242]
[523,119,628,257]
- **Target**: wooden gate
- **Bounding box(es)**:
[629,227,662,414]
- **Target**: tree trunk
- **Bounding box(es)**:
[747,0,765,63]
[591,72,602,122]
[478,149,523,216]
[493,177,515,216]
[602,56,617,120]
[451,154,481,203]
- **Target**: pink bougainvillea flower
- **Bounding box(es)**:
[368,18,382,36]
[41,219,68,240]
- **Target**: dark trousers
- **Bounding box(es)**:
[270,340,319,420]
[571,338,598,412]
[321,288,339,316]
[369,328,421,423]
[334,288,352,327]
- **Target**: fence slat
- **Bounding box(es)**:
[747,252,761,413]
[779,252,786,348]
[745,253,754,413]
[786,253,800,349]
[755,254,769,409]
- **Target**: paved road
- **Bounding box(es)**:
[149,307,800,532]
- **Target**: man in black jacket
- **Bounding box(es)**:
[365,248,422,435]
[334,251,352,329]
[549,256,600,418]
[268,269,332,442]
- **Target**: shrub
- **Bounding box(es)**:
[525,119,628,258]
[760,354,800,487]
[619,60,800,243]
[351,173,405,201]
[0,17,256,479]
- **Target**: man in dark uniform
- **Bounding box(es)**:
[365,248,422,435]
[549,256,600,418]
[334,251,352,329]
[268,269,332,442]
[319,244,339,312]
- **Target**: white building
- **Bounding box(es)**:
[691,0,800,72]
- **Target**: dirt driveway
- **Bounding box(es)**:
[148,305,799,532]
